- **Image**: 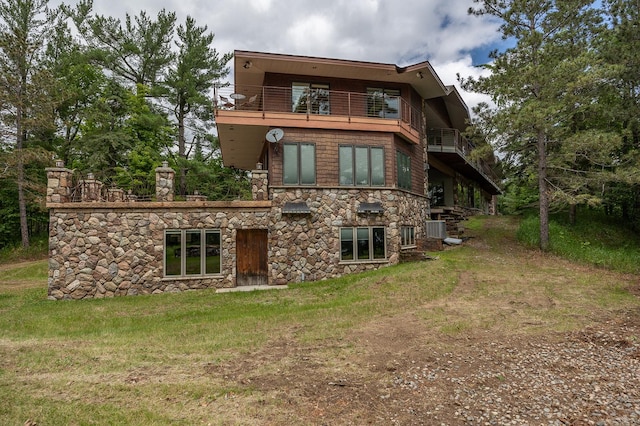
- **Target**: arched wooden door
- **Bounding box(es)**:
[236,229,268,286]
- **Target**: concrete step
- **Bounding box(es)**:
[216,285,289,293]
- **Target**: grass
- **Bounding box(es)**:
[516,208,640,274]
[0,215,638,424]
[0,236,48,265]
[0,260,460,425]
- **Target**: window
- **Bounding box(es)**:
[367,88,400,118]
[340,227,386,261]
[401,226,416,247]
[292,82,330,114]
[165,230,221,277]
[339,145,385,186]
[396,150,412,190]
[283,143,316,185]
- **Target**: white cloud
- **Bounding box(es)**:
[432,55,494,111]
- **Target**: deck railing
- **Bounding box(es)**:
[215,85,424,135]
[427,128,500,185]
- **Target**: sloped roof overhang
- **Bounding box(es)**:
[233,50,453,101]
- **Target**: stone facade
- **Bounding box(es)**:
[46,162,430,300]
[269,187,427,284]
[48,205,271,299]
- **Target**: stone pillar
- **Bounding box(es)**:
[107,188,125,202]
[46,160,73,204]
[155,161,175,202]
[251,166,268,201]
[80,172,103,202]
[186,190,207,202]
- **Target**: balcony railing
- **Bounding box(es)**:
[214,85,424,135]
[427,128,500,185]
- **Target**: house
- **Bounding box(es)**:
[45,50,500,300]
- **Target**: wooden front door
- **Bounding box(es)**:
[236,229,268,286]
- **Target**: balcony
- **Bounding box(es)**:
[427,128,501,194]
[214,85,424,170]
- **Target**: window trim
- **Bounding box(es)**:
[339,145,385,187]
[401,226,416,248]
[340,226,387,262]
[164,229,222,278]
[283,142,316,185]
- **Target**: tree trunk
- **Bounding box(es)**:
[15,67,30,247]
[17,113,30,248]
[538,128,549,251]
[569,203,577,225]
[177,104,186,197]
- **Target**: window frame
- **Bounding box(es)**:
[340,226,387,262]
[396,150,412,190]
[292,82,330,115]
[283,142,316,185]
[164,229,222,278]
[401,226,416,248]
[367,87,401,119]
[339,145,385,187]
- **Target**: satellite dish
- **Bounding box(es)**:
[266,128,284,143]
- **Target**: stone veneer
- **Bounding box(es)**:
[48,204,270,299]
[268,187,428,284]
[46,163,430,300]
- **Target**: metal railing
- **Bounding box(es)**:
[214,85,424,134]
[427,128,500,185]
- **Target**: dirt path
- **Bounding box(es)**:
[206,216,640,425]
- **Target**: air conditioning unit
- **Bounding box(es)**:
[425,220,447,239]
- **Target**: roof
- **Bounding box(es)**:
[233,50,462,102]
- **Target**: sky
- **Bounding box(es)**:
[53,0,507,110]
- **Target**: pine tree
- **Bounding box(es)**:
[461,0,605,250]
[162,16,232,196]
[0,0,58,247]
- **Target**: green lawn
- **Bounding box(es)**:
[0,215,638,425]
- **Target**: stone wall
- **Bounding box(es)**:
[269,187,428,284]
[47,162,431,300]
[48,204,271,300]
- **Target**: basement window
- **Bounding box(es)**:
[340,227,386,261]
[401,226,416,248]
[164,229,221,277]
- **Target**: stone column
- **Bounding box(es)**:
[80,172,103,202]
[155,161,175,202]
[107,188,125,202]
[186,190,207,202]
[46,160,73,204]
[251,166,268,201]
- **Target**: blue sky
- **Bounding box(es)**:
[53,0,506,109]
